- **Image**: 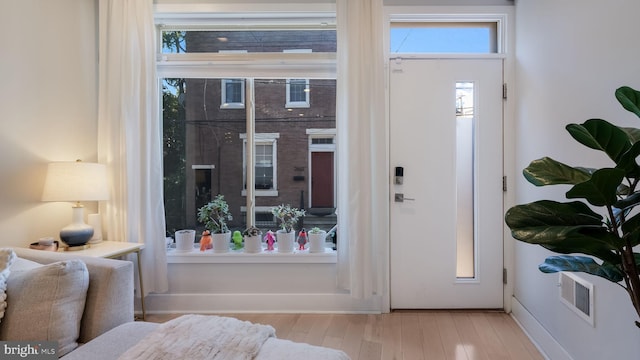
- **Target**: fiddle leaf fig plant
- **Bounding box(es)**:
[505,86,640,328]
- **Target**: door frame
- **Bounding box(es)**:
[306,128,336,209]
[382,7,516,313]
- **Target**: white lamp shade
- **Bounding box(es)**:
[42,161,109,202]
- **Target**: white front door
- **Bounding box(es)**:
[389,58,504,309]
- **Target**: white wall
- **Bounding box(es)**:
[0,0,99,248]
[514,1,640,358]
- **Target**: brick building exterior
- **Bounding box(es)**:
[177,30,337,233]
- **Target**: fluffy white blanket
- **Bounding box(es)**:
[118,314,275,360]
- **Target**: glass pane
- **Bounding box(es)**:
[161,28,338,239]
[456,81,475,278]
[162,78,188,234]
[289,79,308,102]
[223,79,244,105]
[255,144,273,190]
[162,77,247,238]
[254,78,337,234]
[390,23,497,54]
[161,30,336,54]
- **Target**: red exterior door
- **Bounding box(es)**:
[311,152,334,208]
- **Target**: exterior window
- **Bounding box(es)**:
[287,79,309,107]
[220,51,247,109]
[284,49,311,108]
[240,133,279,196]
[221,79,245,109]
[255,144,274,189]
[159,25,337,238]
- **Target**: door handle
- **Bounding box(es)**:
[394,193,415,202]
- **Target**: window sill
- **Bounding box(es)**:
[166,247,337,264]
[241,189,278,197]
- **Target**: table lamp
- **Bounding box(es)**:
[41,160,109,249]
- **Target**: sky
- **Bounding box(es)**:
[390,28,491,53]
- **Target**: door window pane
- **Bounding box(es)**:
[455,81,475,278]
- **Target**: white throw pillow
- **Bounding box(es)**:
[0,248,16,323]
[0,259,89,357]
[8,256,41,272]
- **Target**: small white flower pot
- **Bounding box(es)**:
[276,230,295,253]
[175,229,195,252]
[244,234,262,253]
[309,230,327,253]
[211,231,230,253]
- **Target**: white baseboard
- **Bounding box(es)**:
[143,292,383,314]
[510,297,573,360]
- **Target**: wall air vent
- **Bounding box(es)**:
[559,272,594,326]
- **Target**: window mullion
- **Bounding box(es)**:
[245,78,256,227]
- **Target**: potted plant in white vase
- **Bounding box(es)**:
[197,194,233,253]
[308,227,327,253]
[242,226,262,253]
[271,204,305,253]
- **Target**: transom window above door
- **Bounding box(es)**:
[390,21,500,54]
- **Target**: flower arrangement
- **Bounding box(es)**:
[271,204,306,233]
[197,194,232,234]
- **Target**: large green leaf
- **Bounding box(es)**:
[566,168,625,206]
[506,201,621,263]
[505,200,602,228]
[616,86,640,119]
[566,119,631,163]
[515,227,621,264]
[539,255,624,283]
[523,157,591,186]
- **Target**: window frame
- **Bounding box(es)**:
[386,13,508,57]
[156,9,338,262]
[220,51,248,109]
[284,49,312,108]
[221,78,245,109]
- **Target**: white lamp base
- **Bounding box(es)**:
[60,205,94,247]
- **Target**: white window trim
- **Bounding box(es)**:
[220,51,248,109]
[240,133,279,197]
[284,49,311,108]
[156,8,338,263]
[286,79,310,108]
[221,79,245,109]
[385,11,509,57]
[307,128,336,152]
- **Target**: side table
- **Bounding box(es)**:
[63,241,146,320]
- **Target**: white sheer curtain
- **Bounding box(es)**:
[97,0,168,297]
[336,0,388,304]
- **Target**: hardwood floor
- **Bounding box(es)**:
[145,311,544,360]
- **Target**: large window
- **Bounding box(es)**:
[159,23,337,240]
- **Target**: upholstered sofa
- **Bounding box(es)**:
[3,248,349,360]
